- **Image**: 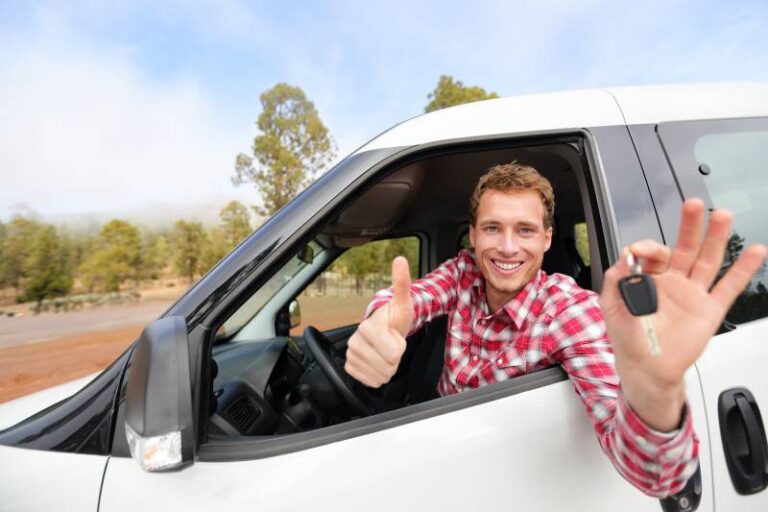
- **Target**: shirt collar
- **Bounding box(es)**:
[466,250,543,328]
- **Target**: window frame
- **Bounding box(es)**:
[656,116,768,325]
[153,128,631,461]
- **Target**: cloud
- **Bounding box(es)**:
[0,12,255,219]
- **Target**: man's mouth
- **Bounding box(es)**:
[491,259,523,273]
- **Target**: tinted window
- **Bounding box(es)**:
[659,119,768,324]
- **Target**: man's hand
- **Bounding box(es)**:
[600,198,767,431]
[344,256,414,387]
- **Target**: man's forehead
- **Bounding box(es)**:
[476,189,546,222]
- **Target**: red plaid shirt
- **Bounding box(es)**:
[366,250,699,497]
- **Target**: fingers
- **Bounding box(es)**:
[690,209,733,288]
[628,240,672,274]
[344,311,406,387]
[388,256,414,336]
[345,337,394,388]
[669,199,706,275]
[710,244,767,311]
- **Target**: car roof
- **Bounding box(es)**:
[357,82,768,152]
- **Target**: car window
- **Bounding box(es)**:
[217,240,325,340]
[290,236,420,335]
[659,119,768,324]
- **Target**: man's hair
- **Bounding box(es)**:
[469,162,555,228]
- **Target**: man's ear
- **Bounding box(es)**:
[544,226,553,251]
[468,225,476,249]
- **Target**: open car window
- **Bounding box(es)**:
[290,236,420,335]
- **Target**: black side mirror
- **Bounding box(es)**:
[276,300,301,336]
[125,316,195,472]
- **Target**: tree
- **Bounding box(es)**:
[425,75,499,113]
[172,220,208,283]
[219,200,252,249]
[0,216,41,292]
[336,243,383,295]
[77,220,142,292]
[20,225,73,313]
[140,232,170,281]
[233,83,336,216]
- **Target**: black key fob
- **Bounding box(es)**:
[618,273,658,316]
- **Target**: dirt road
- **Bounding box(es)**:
[0,301,172,403]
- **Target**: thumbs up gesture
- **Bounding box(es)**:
[344,256,415,387]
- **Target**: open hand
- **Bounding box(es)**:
[600,198,766,430]
[344,256,414,387]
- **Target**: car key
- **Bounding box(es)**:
[618,252,661,357]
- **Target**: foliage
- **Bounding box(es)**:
[332,237,420,294]
[233,83,336,216]
[219,200,252,248]
[19,225,73,313]
[0,216,41,291]
[140,232,171,281]
[78,220,142,292]
[425,75,499,113]
[172,220,208,283]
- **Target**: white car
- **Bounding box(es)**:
[1,83,767,512]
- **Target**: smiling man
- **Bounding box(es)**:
[344,162,766,497]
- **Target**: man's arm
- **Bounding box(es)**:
[575,198,765,496]
[551,294,699,497]
[345,254,463,387]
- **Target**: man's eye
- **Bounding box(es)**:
[484,226,499,233]
[519,227,535,235]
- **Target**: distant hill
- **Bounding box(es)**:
[41,196,263,234]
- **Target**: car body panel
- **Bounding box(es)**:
[0,372,98,430]
[0,445,106,512]
[102,380,664,512]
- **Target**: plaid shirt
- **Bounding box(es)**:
[366,249,699,497]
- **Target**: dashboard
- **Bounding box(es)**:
[208,336,345,436]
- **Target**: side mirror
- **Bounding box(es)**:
[125,316,195,472]
[289,300,301,328]
[276,300,301,336]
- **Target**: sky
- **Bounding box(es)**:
[1,0,767,222]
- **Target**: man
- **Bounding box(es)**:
[344,162,767,497]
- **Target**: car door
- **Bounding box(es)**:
[652,117,768,511]
[101,372,674,512]
[99,132,697,512]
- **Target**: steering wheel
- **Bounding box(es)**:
[303,326,372,417]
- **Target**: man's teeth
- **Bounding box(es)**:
[493,260,522,271]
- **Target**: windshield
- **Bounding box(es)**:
[216,240,324,340]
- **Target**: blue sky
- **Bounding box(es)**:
[1,0,767,220]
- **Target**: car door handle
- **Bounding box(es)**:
[718,387,768,495]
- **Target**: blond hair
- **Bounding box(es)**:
[469,162,554,228]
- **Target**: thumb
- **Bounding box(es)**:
[388,256,413,335]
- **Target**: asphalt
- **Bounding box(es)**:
[0,300,174,348]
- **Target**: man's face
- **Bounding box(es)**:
[469,189,552,312]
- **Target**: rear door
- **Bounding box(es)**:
[655,117,768,510]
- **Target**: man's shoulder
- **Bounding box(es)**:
[538,272,600,314]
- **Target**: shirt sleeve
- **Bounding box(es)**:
[549,291,699,498]
[364,254,463,335]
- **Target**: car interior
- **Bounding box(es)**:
[205,139,604,440]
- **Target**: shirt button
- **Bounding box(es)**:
[472,355,479,362]
[497,358,503,365]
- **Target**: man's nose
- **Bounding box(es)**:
[499,231,519,254]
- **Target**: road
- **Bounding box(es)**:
[0,301,173,403]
